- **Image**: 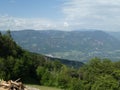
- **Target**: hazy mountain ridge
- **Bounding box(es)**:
[11,30,120,62]
[108,32,120,40]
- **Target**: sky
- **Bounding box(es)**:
[0,0,120,31]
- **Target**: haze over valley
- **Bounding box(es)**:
[10,30,120,62]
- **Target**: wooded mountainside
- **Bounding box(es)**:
[0,31,120,90]
[11,30,120,62]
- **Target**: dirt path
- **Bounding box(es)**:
[26,86,40,90]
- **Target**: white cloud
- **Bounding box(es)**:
[0,15,69,31]
[64,22,69,27]
[62,0,120,31]
[1,0,120,31]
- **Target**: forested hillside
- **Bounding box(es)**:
[11,30,120,62]
[0,31,82,82]
[0,31,47,83]
[0,31,120,90]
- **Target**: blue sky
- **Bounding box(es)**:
[0,0,120,31]
[0,0,63,18]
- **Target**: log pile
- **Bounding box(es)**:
[0,79,27,90]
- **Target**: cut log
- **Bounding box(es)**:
[0,79,27,90]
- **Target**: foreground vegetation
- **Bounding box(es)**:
[0,31,120,90]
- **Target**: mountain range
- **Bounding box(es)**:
[11,30,120,62]
[108,32,120,40]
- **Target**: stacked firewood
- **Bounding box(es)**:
[0,79,27,90]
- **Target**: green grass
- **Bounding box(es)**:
[26,84,63,90]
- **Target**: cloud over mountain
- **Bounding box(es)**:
[1,0,120,31]
[62,0,120,31]
[0,15,69,30]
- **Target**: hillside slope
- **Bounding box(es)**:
[1,31,120,90]
[0,31,83,83]
[12,30,120,62]
[108,32,120,40]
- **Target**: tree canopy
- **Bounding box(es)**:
[0,31,120,90]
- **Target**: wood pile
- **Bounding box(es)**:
[0,79,27,90]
